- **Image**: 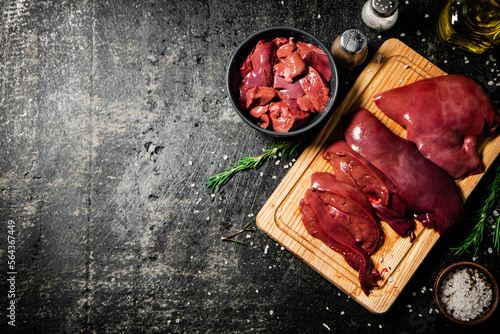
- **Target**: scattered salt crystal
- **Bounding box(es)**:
[488,81,494,86]
[260,172,264,177]
[191,183,195,188]
[256,289,259,293]
[211,193,215,198]
[188,160,193,165]
[283,165,289,169]
[323,323,331,331]
[206,217,210,221]
[223,155,228,160]
[378,35,382,39]
[340,311,345,315]
[269,310,274,316]
[379,256,384,263]
[424,14,429,18]
[275,160,280,165]
[488,247,493,253]
[416,30,421,36]
[388,277,394,283]
[404,65,409,69]
[264,245,269,254]
[379,324,383,329]
[401,33,406,37]
[272,175,277,179]
[248,213,254,217]
[444,60,448,63]
[366,69,372,73]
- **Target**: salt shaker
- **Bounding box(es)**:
[361,0,399,32]
[331,28,368,69]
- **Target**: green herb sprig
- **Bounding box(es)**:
[453,164,500,256]
[221,223,254,244]
[206,139,304,192]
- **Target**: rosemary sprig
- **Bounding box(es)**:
[452,163,500,256]
[221,223,254,243]
[206,139,304,191]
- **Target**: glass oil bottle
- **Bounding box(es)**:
[437,0,500,54]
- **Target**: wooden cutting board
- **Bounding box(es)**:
[256,38,500,314]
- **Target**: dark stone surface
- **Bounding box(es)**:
[1,0,499,333]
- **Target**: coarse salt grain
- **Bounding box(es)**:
[439,267,493,321]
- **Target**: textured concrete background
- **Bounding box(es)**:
[1,0,499,333]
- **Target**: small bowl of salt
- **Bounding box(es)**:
[434,262,498,325]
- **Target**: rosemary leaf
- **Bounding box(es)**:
[207,139,304,192]
[493,214,500,251]
[453,163,500,256]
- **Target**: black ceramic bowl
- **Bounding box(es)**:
[227,27,339,137]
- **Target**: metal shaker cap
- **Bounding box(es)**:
[339,29,367,55]
[371,0,399,17]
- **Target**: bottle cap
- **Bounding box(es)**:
[371,0,399,17]
[339,29,368,55]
